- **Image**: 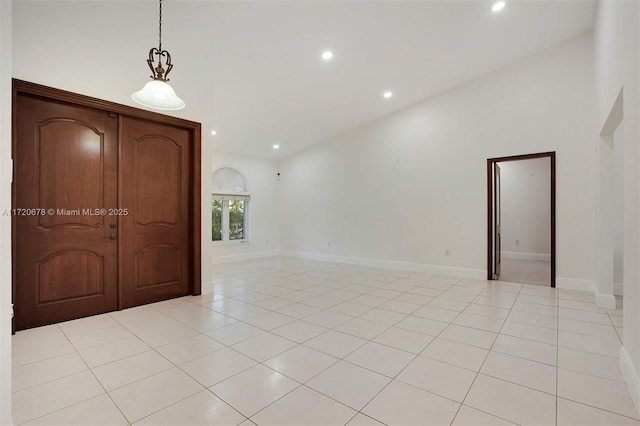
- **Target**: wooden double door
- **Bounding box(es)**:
[13,81,201,330]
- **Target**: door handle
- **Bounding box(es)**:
[109,234,117,240]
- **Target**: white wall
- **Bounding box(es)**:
[200,132,214,296]
[594,0,640,412]
[209,152,280,272]
[500,158,551,257]
[0,1,13,424]
[280,33,594,283]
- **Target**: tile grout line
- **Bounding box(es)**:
[53,323,132,425]
[93,311,208,424]
[454,279,525,425]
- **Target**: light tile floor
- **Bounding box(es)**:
[500,259,551,286]
[12,257,636,425]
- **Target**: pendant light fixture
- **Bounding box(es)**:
[132,0,185,110]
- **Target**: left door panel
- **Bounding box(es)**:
[14,93,118,330]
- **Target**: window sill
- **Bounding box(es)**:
[212,240,249,246]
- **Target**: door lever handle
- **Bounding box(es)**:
[109,234,117,240]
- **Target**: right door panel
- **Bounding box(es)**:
[119,116,192,308]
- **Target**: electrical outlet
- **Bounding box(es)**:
[445,249,450,256]
[516,239,519,245]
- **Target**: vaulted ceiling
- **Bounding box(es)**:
[12,0,597,159]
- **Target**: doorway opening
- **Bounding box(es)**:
[487,152,556,287]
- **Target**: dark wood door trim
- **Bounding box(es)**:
[12,79,201,328]
[486,152,556,287]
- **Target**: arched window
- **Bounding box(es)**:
[212,167,248,192]
[212,167,250,242]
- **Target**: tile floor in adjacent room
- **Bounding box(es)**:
[11,257,636,425]
[499,259,551,286]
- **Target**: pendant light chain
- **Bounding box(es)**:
[158,0,163,52]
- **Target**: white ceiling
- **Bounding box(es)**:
[12,0,596,160]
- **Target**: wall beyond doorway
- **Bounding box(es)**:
[500,158,551,261]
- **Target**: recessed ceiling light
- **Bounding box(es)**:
[322,51,334,60]
[273,144,280,149]
[210,130,217,136]
[383,91,393,99]
[492,1,506,12]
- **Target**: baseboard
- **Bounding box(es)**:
[501,251,551,261]
[596,293,617,309]
[279,250,486,279]
[592,283,617,309]
[556,277,617,308]
[615,282,624,296]
[620,346,640,416]
[211,249,280,265]
[555,277,594,292]
[578,279,618,309]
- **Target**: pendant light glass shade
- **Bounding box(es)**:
[132,79,185,110]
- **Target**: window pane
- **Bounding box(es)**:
[212,199,223,241]
[229,200,245,240]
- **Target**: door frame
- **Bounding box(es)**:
[12,79,202,321]
[492,163,502,280]
[486,151,556,287]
